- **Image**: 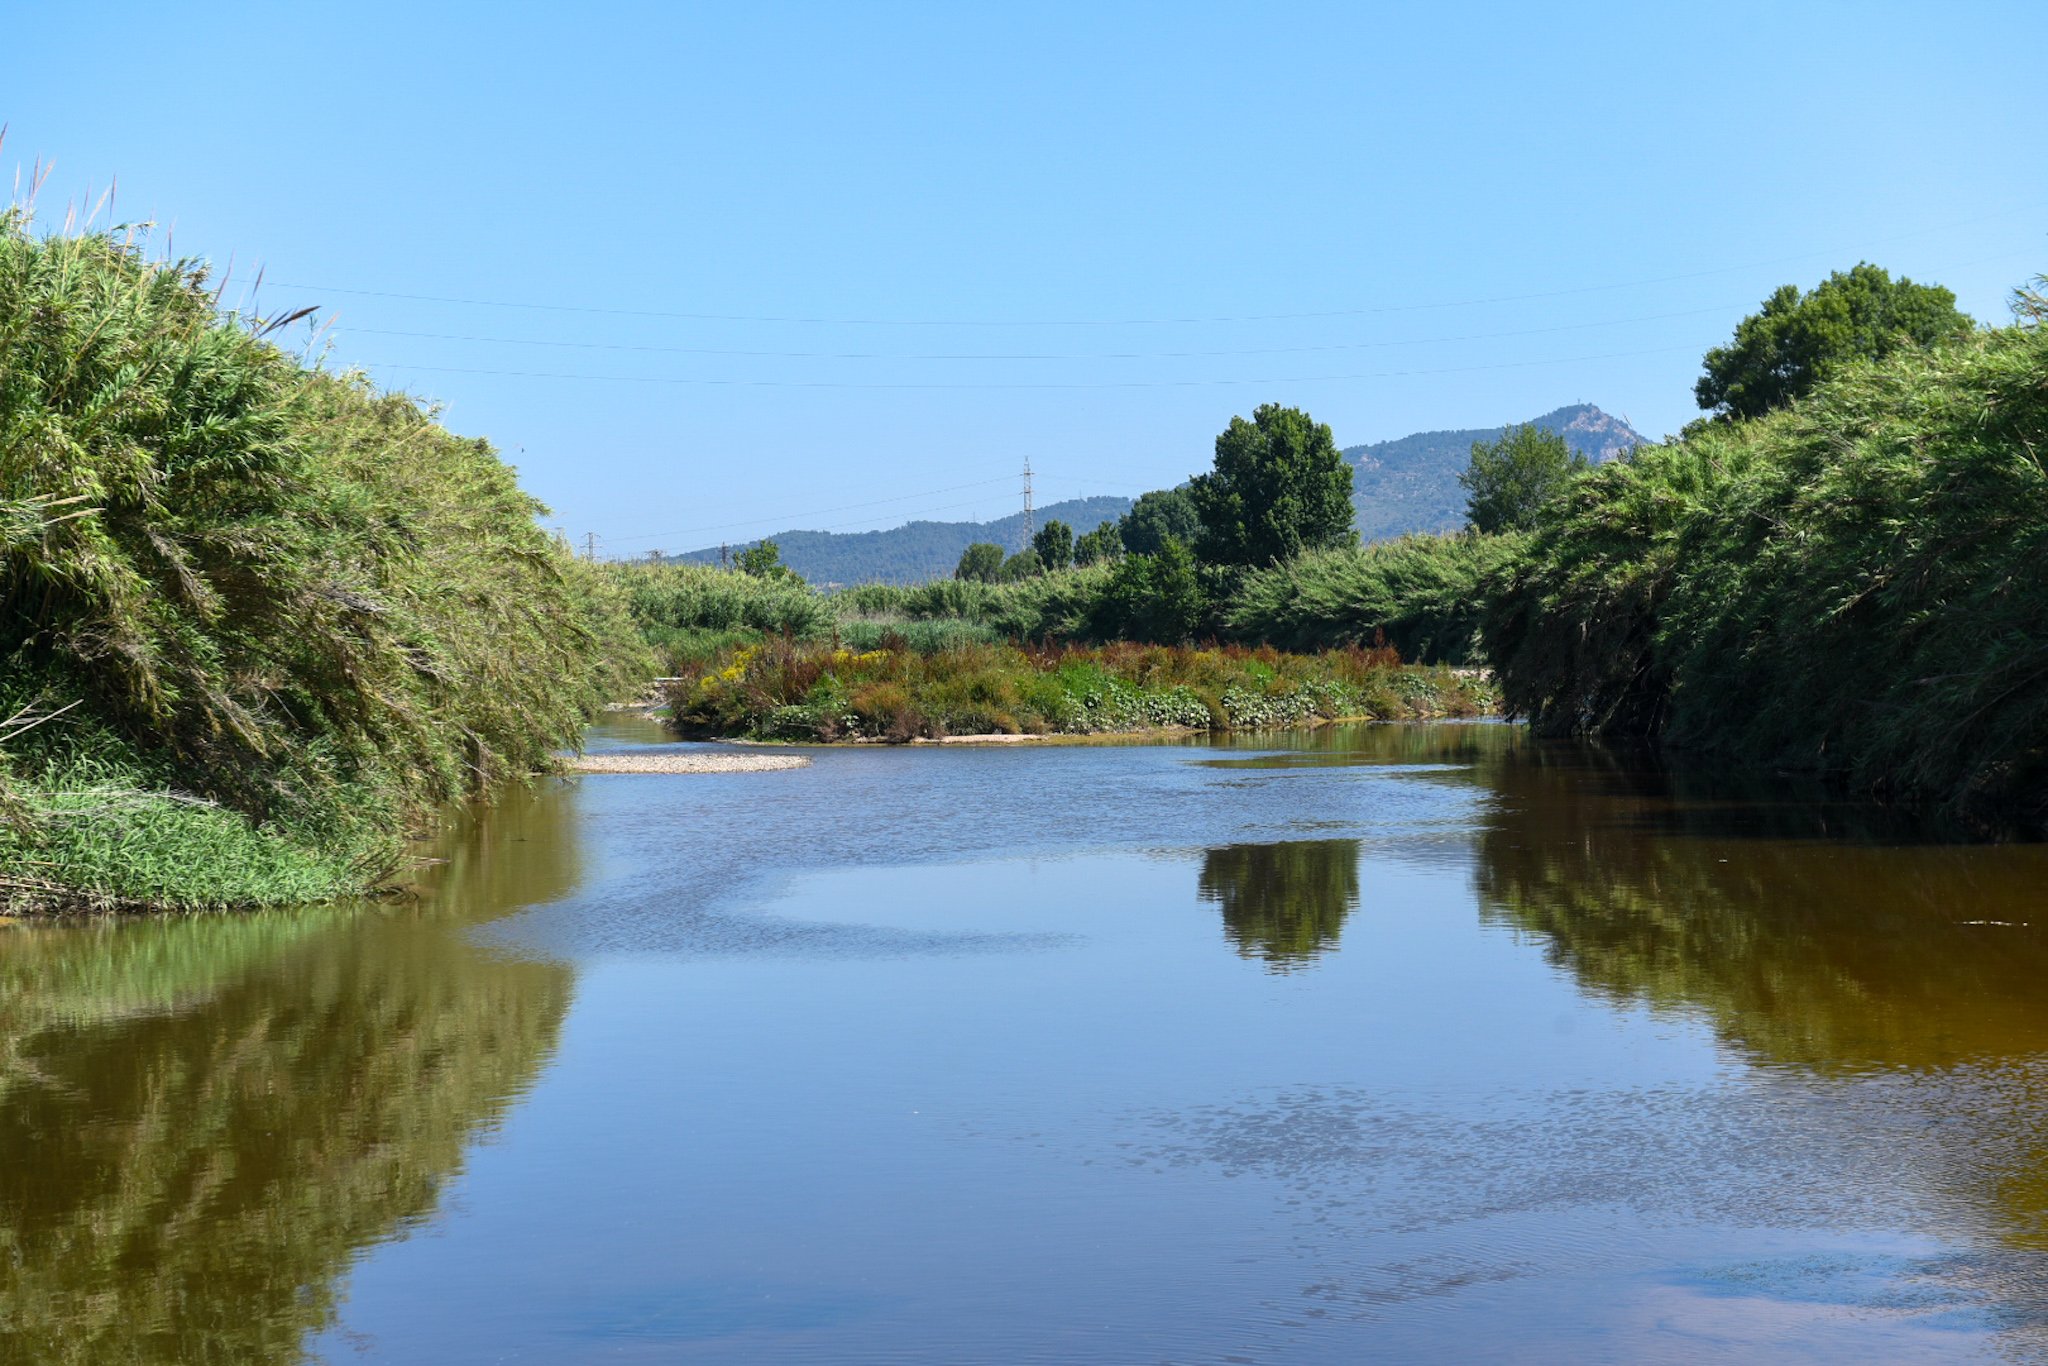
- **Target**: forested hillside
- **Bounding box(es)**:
[667,496,1132,585]
[670,407,1639,584]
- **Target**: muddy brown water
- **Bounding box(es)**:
[4,718,2048,1363]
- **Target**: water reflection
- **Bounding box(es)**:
[0,784,580,1364]
[1198,840,1361,970]
[1464,732,2048,1292]
[1467,739,2048,1071]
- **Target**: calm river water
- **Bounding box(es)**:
[5,719,2048,1363]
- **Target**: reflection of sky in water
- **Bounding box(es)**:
[11,720,2048,1363]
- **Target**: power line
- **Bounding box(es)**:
[336,304,1738,362]
[250,201,2048,327]
[360,341,1712,392]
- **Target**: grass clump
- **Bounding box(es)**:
[0,213,648,911]
[1485,314,2048,825]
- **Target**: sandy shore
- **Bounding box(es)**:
[568,751,810,774]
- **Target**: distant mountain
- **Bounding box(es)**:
[667,496,1133,586]
[664,405,1642,585]
[1346,404,1642,542]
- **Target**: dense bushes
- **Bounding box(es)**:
[665,636,1492,742]
[0,216,647,909]
[602,559,832,664]
[1486,318,2048,824]
[1226,533,1514,663]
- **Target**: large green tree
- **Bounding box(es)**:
[1459,424,1589,534]
[998,549,1042,582]
[1695,263,1972,420]
[953,541,1004,582]
[1031,518,1073,571]
[1073,520,1121,566]
[1189,404,1356,566]
[1090,538,1208,642]
[1118,487,1201,556]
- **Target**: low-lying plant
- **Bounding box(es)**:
[666,637,1494,742]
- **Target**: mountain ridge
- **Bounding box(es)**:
[666,404,1643,584]
[1344,403,1643,542]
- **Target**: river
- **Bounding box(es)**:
[4,719,2047,1363]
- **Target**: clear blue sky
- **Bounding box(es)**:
[10,1,2045,553]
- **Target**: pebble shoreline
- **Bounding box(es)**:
[568,752,810,774]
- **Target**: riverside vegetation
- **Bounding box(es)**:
[0,214,650,912]
[626,266,2046,827]
[7,230,2042,915]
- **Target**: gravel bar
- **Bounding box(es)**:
[568,752,810,774]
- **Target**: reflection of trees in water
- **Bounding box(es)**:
[1199,840,1361,970]
[1470,755,2048,1072]
[1470,742,2048,1288]
[0,782,580,1364]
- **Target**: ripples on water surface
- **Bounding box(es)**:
[6,718,2048,1363]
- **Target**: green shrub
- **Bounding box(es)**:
[1225,533,1513,662]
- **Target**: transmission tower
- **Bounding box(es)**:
[1021,457,1035,550]
[583,532,598,563]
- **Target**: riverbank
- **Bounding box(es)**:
[664,637,1497,743]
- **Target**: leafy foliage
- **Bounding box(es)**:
[1118,486,1202,555]
[1191,404,1356,566]
[1089,539,1212,644]
[1073,520,1120,565]
[1459,424,1589,534]
[1031,518,1073,571]
[954,541,1004,582]
[999,548,1043,582]
[1695,263,1973,420]
[735,538,797,579]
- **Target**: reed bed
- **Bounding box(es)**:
[0,213,649,910]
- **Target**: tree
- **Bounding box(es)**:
[954,541,1004,582]
[736,539,798,580]
[1118,487,1201,556]
[1031,519,1073,572]
[1696,263,1972,420]
[998,549,1042,582]
[1073,520,1121,566]
[1090,537,1208,642]
[1459,424,1589,535]
[1189,403,1355,567]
